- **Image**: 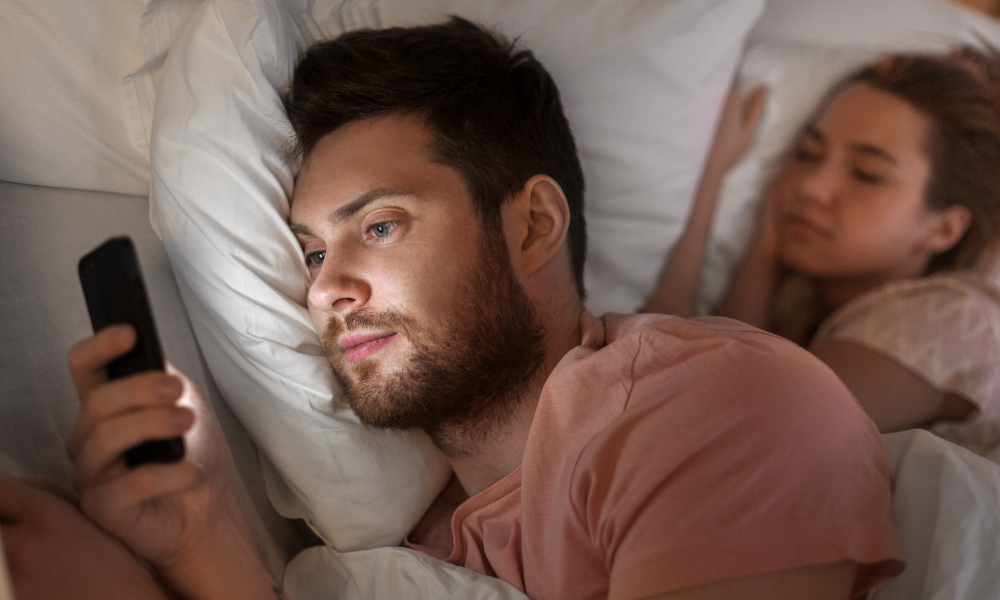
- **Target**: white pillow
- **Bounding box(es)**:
[696,0,1000,313]
[0,0,150,195]
[136,0,766,551]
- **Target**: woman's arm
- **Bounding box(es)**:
[643,86,767,317]
[812,341,975,432]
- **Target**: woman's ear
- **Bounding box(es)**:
[512,175,570,278]
[923,204,973,255]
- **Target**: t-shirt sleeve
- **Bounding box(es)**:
[810,277,1000,425]
[552,320,903,600]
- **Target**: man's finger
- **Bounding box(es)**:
[80,462,205,523]
[67,372,184,461]
[67,325,137,400]
[72,406,195,491]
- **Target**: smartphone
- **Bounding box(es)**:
[78,237,185,468]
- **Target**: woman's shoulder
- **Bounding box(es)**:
[813,272,1000,346]
[811,272,1000,451]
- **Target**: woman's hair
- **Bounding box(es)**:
[836,47,1000,274]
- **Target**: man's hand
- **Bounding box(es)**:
[65,325,278,600]
[0,476,171,600]
[66,324,234,568]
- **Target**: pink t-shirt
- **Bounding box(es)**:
[408,313,903,600]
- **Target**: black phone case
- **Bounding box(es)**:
[78,237,185,468]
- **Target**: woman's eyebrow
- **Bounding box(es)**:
[849,143,898,165]
[803,125,825,143]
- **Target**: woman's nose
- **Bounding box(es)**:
[795,161,839,208]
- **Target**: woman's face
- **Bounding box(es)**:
[767,82,943,281]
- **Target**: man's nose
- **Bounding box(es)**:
[308,254,372,315]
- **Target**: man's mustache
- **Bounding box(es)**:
[321,308,419,356]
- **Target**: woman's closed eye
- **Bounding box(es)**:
[852,169,885,185]
[794,145,823,163]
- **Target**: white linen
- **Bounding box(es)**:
[0,0,151,196]
[873,430,1000,600]
[284,546,528,600]
[134,0,766,551]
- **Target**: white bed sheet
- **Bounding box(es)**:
[0,0,151,196]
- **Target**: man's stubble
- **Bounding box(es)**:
[321,219,547,456]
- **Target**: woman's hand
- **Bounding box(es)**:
[0,476,171,600]
[753,170,789,266]
[643,84,769,317]
[703,85,768,178]
[65,325,278,600]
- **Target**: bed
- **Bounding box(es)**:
[2,0,1000,598]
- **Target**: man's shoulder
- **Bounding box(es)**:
[600,312,817,389]
[586,311,870,468]
[526,313,896,600]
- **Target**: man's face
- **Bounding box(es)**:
[289,116,544,444]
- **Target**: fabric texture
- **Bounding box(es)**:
[408,313,903,600]
[0,0,150,195]
[811,274,1000,454]
[870,430,1000,600]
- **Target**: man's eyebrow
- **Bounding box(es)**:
[328,188,411,226]
[289,222,315,237]
[288,188,414,237]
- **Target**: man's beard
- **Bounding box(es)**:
[321,220,547,456]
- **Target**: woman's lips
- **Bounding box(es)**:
[340,332,399,363]
[786,214,832,238]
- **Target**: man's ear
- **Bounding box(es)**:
[510,175,570,278]
[922,204,972,255]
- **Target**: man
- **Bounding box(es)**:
[1,18,902,600]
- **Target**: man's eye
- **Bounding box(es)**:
[306,251,325,267]
[366,221,396,239]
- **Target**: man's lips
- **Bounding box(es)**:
[339,331,399,363]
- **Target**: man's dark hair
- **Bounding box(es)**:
[283,17,587,298]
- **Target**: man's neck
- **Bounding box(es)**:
[444,301,585,498]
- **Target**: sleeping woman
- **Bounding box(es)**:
[645,48,1000,452]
